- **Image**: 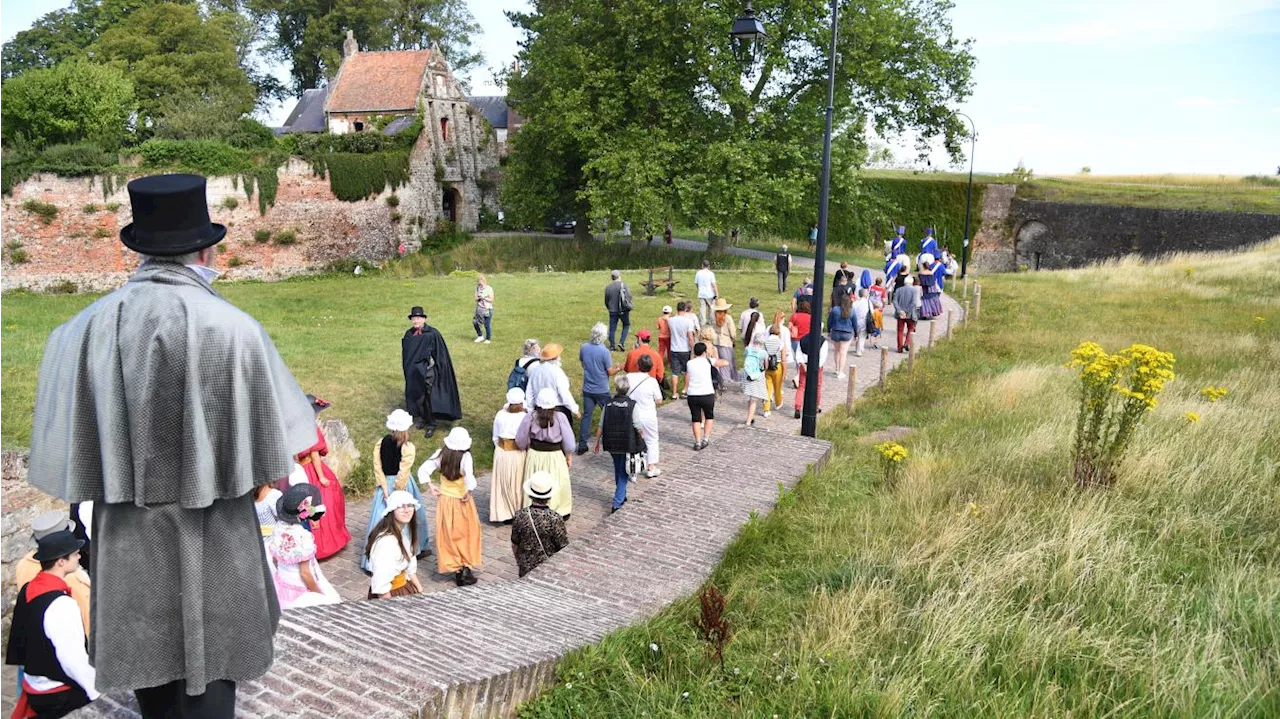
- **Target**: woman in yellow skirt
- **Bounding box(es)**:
[490,387,528,524]
[516,387,577,520]
[418,427,482,586]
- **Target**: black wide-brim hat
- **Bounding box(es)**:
[120,174,227,255]
[277,483,325,525]
[33,530,85,562]
[408,306,427,318]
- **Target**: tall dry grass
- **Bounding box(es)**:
[521,241,1280,717]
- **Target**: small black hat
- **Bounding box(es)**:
[120,174,227,255]
[408,306,427,319]
[33,530,85,562]
[277,484,325,525]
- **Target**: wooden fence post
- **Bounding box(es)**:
[907,334,914,372]
[928,320,936,350]
[974,283,982,319]
[963,276,970,299]
[946,310,954,339]
[879,347,889,385]
[845,366,858,410]
[964,300,971,327]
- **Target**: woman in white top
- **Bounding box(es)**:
[851,288,872,357]
[624,354,665,478]
[418,427,482,586]
[365,490,425,598]
[490,387,528,523]
[686,341,731,451]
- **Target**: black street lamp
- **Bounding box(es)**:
[730,1,767,60]
[957,111,976,278]
[732,0,837,438]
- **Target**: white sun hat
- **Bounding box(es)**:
[380,489,421,519]
[386,409,413,432]
[536,387,559,410]
[506,387,525,406]
[523,471,555,500]
[443,427,472,451]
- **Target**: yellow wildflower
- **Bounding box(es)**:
[1183,411,1199,423]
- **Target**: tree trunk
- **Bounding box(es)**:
[574,215,592,241]
[707,230,728,254]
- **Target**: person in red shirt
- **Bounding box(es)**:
[788,300,812,388]
[656,306,672,368]
[624,330,665,384]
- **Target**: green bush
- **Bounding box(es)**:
[222,196,240,210]
[273,229,298,245]
[21,199,59,224]
[46,280,78,294]
[477,206,502,231]
[5,241,29,264]
[310,152,411,202]
[139,139,253,176]
[227,255,245,268]
[82,203,100,213]
[33,143,115,176]
[105,202,121,212]
[92,227,112,238]
[390,211,403,223]
[0,59,135,150]
[386,194,400,207]
[253,229,271,243]
[225,118,277,150]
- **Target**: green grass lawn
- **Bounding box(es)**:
[1018,175,1280,214]
[1,237,787,492]
[518,242,1280,717]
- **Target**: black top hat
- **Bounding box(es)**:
[277,484,325,525]
[408,306,427,319]
[120,174,227,255]
[33,530,85,562]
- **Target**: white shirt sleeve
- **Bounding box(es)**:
[462,453,476,491]
[45,595,98,700]
[417,451,441,485]
[369,536,403,595]
[556,371,580,413]
[78,502,94,540]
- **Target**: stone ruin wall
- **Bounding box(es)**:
[0,117,501,292]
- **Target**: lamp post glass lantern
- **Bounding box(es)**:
[730,2,767,59]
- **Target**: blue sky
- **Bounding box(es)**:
[3,0,1277,175]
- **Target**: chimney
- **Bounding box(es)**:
[343,30,358,59]
[513,58,521,75]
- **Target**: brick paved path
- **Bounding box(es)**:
[51,259,963,718]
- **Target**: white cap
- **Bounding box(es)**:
[386,408,413,432]
[380,490,421,519]
[443,427,472,451]
[662,305,672,314]
[536,387,559,410]
[506,387,525,405]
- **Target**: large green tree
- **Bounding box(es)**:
[1,0,167,79]
[87,2,258,134]
[0,58,136,149]
[503,0,975,239]
[246,0,482,95]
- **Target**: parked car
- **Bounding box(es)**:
[548,218,576,234]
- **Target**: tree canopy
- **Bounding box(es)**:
[0,58,136,149]
[503,0,975,237]
[245,0,482,94]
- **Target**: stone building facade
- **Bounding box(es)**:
[316,31,501,239]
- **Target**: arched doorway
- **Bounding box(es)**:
[1014,219,1050,270]
[442,187,461,224]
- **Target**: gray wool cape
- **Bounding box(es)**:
[27,261,317,695]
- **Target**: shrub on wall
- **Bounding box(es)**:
[310,152,412,202]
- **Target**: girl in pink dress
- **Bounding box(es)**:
[297,395,351,559]
[269,484,341,609]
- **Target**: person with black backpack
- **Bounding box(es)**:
[507,338,542,392]
[594,375,645,513]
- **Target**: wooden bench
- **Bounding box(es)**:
[642,266,679,296]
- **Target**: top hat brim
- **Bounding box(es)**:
[120,223,227,256]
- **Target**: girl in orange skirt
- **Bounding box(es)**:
[417,427,482,586]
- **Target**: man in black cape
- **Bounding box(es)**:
[403,306,462,436]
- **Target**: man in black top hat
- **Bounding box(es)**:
[27,174,315,717]
[5,530,98,718]
[402,306,462,437]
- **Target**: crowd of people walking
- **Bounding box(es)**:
[6,170,957,719]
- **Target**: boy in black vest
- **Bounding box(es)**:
[6,530,98,718]
[594,375,645,513]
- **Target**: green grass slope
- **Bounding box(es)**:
[519,242,1280,717]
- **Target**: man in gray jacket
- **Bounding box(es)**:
[603,269,633,351]
[27,174,315,717]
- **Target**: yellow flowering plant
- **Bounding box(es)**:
[1066,341,1175,487]
[1184,411,1199,423]
[1200,386,1229,402]
[875,441,908,484]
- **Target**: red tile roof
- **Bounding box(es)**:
[326,50,431,113]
